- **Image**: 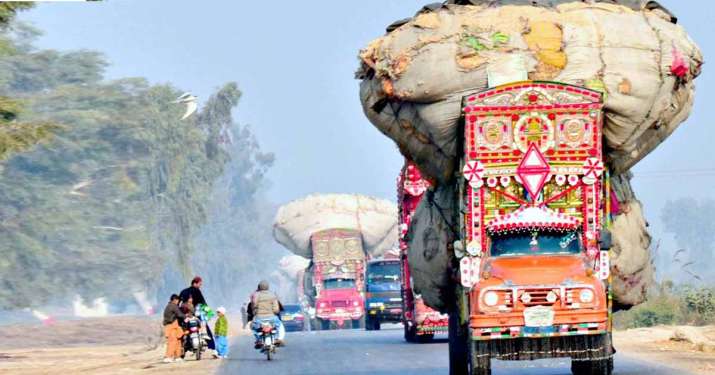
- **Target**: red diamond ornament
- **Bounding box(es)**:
[516,143,551,200]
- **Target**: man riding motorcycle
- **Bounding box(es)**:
[250,280,286,348]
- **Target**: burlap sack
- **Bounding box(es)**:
[273,194,398,259]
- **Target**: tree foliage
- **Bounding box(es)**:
[0,19,273,310]
[0,4,56,162]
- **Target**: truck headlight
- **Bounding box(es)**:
[319,302,327,308]
[579,289,594,303]
[368,302,384,308]
[353,300,360,307]
[484,291,499,307]
[546,291,558,303]
[520,292,532,304]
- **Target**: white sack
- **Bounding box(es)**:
[273,194,398,259]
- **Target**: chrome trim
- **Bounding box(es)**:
[477,284,598,311]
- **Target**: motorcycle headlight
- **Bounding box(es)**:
[483,291,499,307]
[579,289,594,303]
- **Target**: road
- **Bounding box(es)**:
[218,326,687,375]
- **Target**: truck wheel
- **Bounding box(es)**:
[571,334,613,375]
[366,316,379,331]
[470,340,491,375]
[417,333,434,343]
[404,323,417,343]
[448,310,469,375]
[320,319,330,331]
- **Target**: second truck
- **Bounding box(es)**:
[398,161,450,342]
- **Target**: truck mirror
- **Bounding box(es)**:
[599,229,613,250]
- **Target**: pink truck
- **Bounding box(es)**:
[304,229,366,330]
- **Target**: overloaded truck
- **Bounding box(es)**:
[356,1,701,373]
[398,161,449,342]
[457,82,613,374]
[310,228,366,329]
[273,194,399,331]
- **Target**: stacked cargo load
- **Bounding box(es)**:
[273,194,398,329]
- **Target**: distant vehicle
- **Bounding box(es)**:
[305,229,366,330]
[280,304,306,332]
[365,259,402,331]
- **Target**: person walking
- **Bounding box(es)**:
[240,303,248,329]
[162,294,186,363]
[214,306,229,359]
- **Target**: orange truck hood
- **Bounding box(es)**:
[486,255,588,285]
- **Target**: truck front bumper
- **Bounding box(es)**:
[367,307,402,322]
[471,309,608,340]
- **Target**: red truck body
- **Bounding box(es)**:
[306,229,366,329]
[398,161,449,342]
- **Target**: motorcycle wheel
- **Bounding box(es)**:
[266,347,273,361]
[196,343,202,361]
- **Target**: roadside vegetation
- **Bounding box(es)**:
[615,281,715,329]
[0,4,276,311]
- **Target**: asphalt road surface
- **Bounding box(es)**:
[218,326,687,375]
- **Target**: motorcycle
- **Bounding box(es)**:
[255,320,278,360]
[184,316,206,360]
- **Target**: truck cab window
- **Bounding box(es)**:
[490,230,582,257]
[323,279,356,290]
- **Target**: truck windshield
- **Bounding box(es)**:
[490,230,581,257]
[367,263,400,283]
[323,279,356,290]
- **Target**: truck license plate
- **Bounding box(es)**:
[523,306,555,327]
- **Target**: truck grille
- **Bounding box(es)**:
[518,288,558,307]
[332,301,348,308]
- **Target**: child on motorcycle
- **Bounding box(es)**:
[214,306,229,358]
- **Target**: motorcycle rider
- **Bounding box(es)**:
[250,280,286,348]
[180,276,217,356]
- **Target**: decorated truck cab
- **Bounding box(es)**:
[310,229,366,330]
[399,162,450,342]
[458,82,613,375]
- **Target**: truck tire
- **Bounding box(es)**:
[469,340,491,375]
[571,334,614,375]
[448,310,469,375]
[417,333,434,343]
[319,319,330,331]
[366,316,380,331]
[404,323,417,343]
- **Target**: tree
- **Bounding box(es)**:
[0,18,274,310]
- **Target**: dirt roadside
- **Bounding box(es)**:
[0,316,246,375]
[1,317,714,374]
[614,325,715,375]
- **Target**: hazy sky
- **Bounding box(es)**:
[20,0,714,267]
